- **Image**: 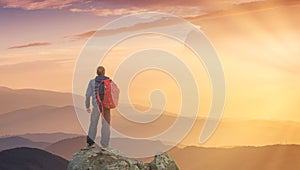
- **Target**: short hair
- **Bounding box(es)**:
[97,66,105,76]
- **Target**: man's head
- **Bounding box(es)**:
[97,66,105,76]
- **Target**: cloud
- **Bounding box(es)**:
[2,0,299,18]
[66,16,183,41]
[0,0,78,10]
[70,7,147,17]
[0,0,252,17]
[70,0,300,18]
[185,0,300,20]
[8,42,51,49]
[68,0,221,17]
[65,30,96,40]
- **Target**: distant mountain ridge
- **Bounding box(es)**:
[1,86,300,148]
[0,136,50,151]
[0,105,85,136]
[0,86,72,114]
[20,132,81,143]
[1,103,300,147]
[1,133,300,170]
[168,144,300,170]
[46,136,169,160]
[46,136,85,160]
[43,134,300,170]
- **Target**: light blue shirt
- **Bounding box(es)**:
[85,79,97,108]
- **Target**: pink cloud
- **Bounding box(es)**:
[0,0,251,17]
[0,0,78,10]
[2,0,299,19]
[185,0,300,20]
[66,16,182,40]
[67,30,96,40]
[8,42,51,49]
[70,7,147,17]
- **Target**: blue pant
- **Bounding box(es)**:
[87,107,111,147]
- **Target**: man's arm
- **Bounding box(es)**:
[85,80,92,112]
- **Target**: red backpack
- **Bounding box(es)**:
[97,79,119,110]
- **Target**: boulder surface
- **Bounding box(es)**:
[67,146,179,170]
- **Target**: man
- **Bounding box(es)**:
[85,66,111,148]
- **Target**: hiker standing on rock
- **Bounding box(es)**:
[85,66,119,148]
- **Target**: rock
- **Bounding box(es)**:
[67,146,179,170]
[150,152,179,170]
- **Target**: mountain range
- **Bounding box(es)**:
[20,132,80,143]
[43,135,300,170]
[1,134,300,170]
[1,86,300,169]
[0,105,85,136]
[0,86,72,114]
[45,136,169,160]
[168,144,300,170]
[0,136,49,151]
[1,100,300,147]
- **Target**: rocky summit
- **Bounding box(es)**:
[67,146,179,170]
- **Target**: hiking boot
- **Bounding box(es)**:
[87,142,95,148]
[86,136,95,148]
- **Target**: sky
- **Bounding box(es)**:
[0,0,300,122]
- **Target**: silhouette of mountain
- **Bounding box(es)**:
[0,105,85,136]
[46,135,300,170]
[168,144,300,170]
[46,136,168,160]
[1,87,300,148]
[1,103,300,147]
[0,86,72,114]
[20,132,80,143]
[0,147,68,170]
[46,136,85,160]
[0,136,50,151]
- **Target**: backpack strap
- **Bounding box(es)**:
[96,80,105,117]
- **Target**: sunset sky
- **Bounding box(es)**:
[0,0,299,122]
